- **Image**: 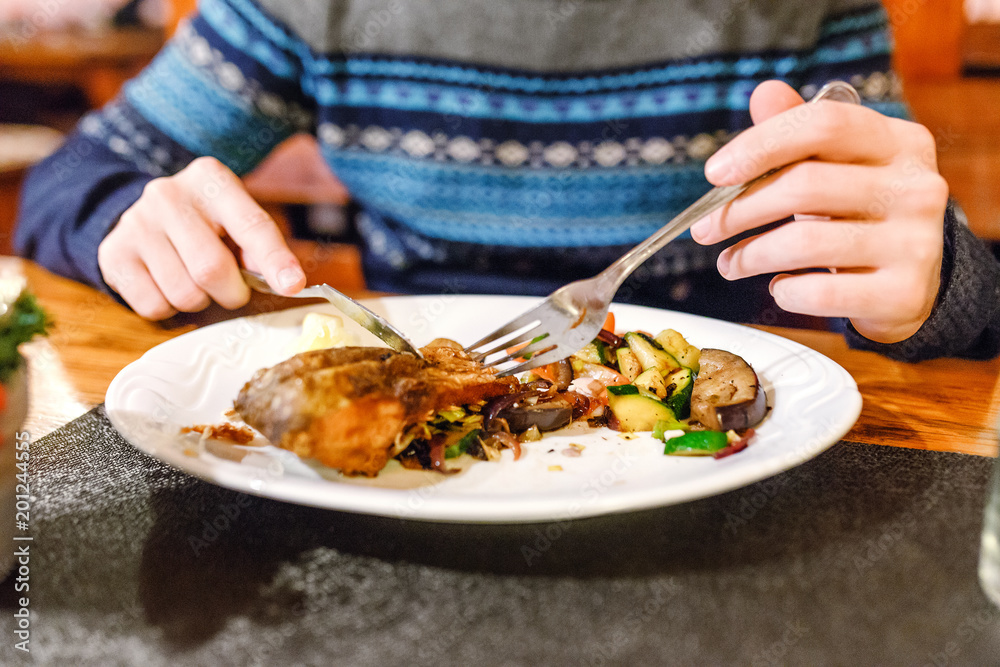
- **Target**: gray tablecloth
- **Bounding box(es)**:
[1,405,999,666]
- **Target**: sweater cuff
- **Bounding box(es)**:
[845,202,1000,361]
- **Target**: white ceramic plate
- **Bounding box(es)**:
[106,296,862,523]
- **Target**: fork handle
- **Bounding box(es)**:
[592,80,861,296]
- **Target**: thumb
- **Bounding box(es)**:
[749,80,806,125]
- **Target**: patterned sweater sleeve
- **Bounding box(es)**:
[845,202,1000,361]
[14,0,313,291]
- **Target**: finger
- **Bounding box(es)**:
[137,228,213,313]
[178,158,305,295]
[241,252,260,274]
[102,254,177,320]
[749,80,805,125]
[768,269,931,324]
[705,101,896,186]
[161,201,252,309]
[717,218,884,280]
[691,161,891,244]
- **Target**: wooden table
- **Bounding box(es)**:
[0,26,164,107]
[13,258,1000,456]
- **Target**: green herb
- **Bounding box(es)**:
[0,292,50,383]
[519,334,548,360]
[445,429,483,459]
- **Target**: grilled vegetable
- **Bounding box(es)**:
[663,366,695,420]
[532,359,574,391]
[496,397,574,433]
[574,340,616,367]
[616,347,642,382]
[654,329,700,371]
[623,332,681,374]
[652,418,687,441]
[689,348,766,431]
[634,368,668,399]
[661,430,729,455]
[606,385,677,432]
[445,428,484,458]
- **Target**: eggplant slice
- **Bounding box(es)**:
[688,348,767,431]
[496,396,573,433]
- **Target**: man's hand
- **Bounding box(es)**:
[691,80,947,344]
[98,157,306,320]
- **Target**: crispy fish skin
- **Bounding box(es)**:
[234,345,519,476]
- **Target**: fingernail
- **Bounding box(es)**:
[717,250,731,278]
[278,267,303,291]
[705,151,733,184]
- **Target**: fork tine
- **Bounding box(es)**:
[463,304,547,354]
[479,339,558,371]
[469,326,548,362]
[495,347,569,377]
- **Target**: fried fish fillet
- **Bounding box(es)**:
[234,345,519,476]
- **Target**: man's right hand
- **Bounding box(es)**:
[98,157,306,320]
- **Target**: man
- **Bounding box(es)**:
[15,0,1000,360]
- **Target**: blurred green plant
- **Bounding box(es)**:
[0,292,50,384]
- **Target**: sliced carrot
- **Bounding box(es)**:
[506,340,528,356]
[502,340,531,363]
[532,363,560,384]
[602,312,615,334]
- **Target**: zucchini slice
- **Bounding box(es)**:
[654,329,701,371]
[573,341,603,366]
[623,332,680,374]
[661,430,728,456]
[573,340,615,367]
[616,347,642,382]
[607,384,639,396]
[607,391,677,432]
[663,366,695,420]
[634,368,668,399]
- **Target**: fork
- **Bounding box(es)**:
[241,269,423,358]
[465,80,861,376]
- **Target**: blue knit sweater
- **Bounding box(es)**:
[14,0,1000,360]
